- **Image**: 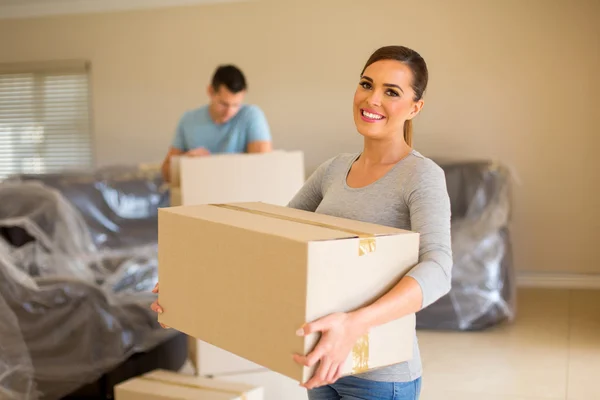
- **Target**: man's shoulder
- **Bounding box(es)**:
[181,105,209,121]
[236,104,267,122]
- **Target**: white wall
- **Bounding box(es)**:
[0,0,598,274]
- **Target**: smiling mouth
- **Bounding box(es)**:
[360,109,385,122]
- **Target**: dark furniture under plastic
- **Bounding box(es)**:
[0,167,186,400]
[416,159,515,331]
[61,333,188,400]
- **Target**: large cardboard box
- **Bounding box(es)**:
[169,151,305,207]
[157,201,419,383]
[114,369,263,400]
[168,151,305,375]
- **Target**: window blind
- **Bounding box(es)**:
[0,60,94,179]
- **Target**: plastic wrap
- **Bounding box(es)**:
[0,181,100,282]
[8,165,170,250]
[0,166,179,400]
[416,160,516,331]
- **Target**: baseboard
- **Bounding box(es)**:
[517,272,600,289]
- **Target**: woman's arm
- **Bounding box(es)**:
[295,160,453,388]
[350,160,453,328]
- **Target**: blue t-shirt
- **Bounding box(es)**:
[171,104,271,153]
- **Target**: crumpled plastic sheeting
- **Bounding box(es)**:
[0,253,175,400]
[0,182,100,282]
[101,243,160,297]
[0,252,37,400]
[0,171,177,400]
[416,160,516,331]
[7,165,170,251]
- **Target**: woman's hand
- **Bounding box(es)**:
[293,312,366,389]
[150,282,169,329]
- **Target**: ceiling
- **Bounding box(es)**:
[0,0,248,19]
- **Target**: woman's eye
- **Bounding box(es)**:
[386,89,399,97]
[360,81,371,89]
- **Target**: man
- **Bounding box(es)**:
[161,64,272,182]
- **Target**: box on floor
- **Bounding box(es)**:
[157,201,419,383]
[114,369,263,400]
[217,369,308,400]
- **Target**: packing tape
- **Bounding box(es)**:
[351,333,370,374]
[211,203,376,256]
[141,375,247,400]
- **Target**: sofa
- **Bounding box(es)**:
[0,166,187,400]
[417,159,516,331]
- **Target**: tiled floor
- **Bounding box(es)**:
[417,288,600,400]
[179,288,599,399]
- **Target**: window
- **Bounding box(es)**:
[0,60,94,179]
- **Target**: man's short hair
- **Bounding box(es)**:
[211,65,247,93]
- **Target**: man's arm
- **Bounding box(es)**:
[246,140,272,153]
[245,106,272,153]
[161,147,184,183]
[162,112,189,183]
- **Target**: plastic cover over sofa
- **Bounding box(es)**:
[0,167,178,400]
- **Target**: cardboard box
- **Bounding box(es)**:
[193,340,263,376]
[169,151,305,206]
[219,369,308,400]
[114,369,263,400]
[168,151,305,375]
[170,187,182,207]
[157,201,419,383]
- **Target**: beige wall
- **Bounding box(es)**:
[0,0,598,275]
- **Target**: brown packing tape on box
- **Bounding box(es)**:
[210,203,375,375]
[211,204,377,256]
[352,334,370,374]
[141,375,248,400]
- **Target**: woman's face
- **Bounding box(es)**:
[353,59,423,141]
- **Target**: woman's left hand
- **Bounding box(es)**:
[293,312,366,389]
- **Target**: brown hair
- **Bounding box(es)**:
[361,46,429,147]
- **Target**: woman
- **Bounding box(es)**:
[152,45,452,400]
[287,45,452,399]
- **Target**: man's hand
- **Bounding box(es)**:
[185,147,211,157]
[292,312,367,389]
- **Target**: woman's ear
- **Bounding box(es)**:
[407,99,425,120]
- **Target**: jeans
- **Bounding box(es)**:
[307,375,422,400]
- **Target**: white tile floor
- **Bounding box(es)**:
[417,288,600,400]
[180,288,599,399]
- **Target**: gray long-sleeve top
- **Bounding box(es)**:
[287,150,453,382]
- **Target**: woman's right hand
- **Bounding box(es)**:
[150,282,169,329]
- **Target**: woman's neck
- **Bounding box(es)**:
[360,136,412,166]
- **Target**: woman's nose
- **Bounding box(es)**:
[367,91,382,106]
